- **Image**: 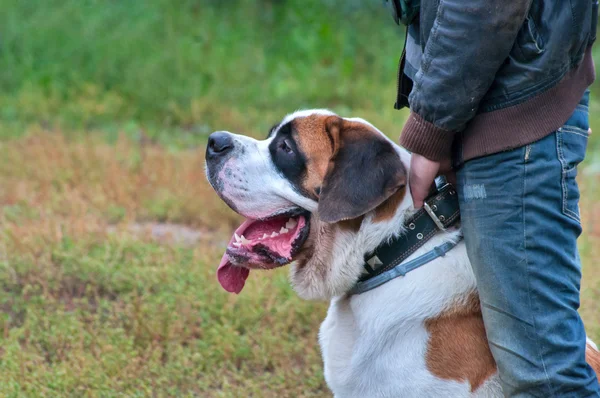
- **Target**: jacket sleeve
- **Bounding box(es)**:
[399,0,531,161]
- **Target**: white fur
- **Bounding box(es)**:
[279,109,336,130]
[317,232,503,397]
[206,132,317,219]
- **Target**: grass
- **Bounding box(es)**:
[0,0,403,147]
[0,1,599,396]
[0,131,328,397]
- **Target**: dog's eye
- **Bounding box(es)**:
[278,139,294,155]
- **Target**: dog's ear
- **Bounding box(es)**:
[318,117,407,224]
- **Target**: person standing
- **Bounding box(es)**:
[387,0,600,396]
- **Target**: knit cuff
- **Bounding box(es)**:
[399,112,455,162]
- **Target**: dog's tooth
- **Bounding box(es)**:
[262,233,269,240]
[233,242,242,247]
[234,233,241,242]
[271,232,279,238]
[286,218,297,229]
[240,235,251,245]
[280,227,289,234]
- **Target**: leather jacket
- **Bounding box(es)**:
[394,0,598,134]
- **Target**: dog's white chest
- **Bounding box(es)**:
[318,295,500,398]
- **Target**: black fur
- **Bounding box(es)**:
[318,127,406,223]
[268,122,314,198]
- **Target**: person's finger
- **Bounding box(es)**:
[410,172,429,208]
[409,154,440,208]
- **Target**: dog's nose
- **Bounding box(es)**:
[207,131,234,158]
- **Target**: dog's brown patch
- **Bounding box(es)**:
[293,115,396,200]
[292,115,339,198]
[425,293,497,392]
[374,187,406,222]
[338,216,364,232]
[290,114,406,225]
[294,216,335,271]
[586,342,600,376]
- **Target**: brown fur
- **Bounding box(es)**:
[289,116,371,274]
[426,294,599,390]
[425,293,497,392]
[338,215,364,232]
[292,115,337,198]
[294,116,406,223]
[292,115,406,205]
[294,216,335,271]
[586,343,600,376]
[293,212,362,278]
[374,187,406,222]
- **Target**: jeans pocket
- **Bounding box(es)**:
[556,109,590,223]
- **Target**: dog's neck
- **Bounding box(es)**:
[290,180,419,300]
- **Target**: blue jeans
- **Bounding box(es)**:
[456,91,599,397]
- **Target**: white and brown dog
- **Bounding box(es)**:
[205,110,600,397]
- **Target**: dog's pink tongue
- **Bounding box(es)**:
[217,219,254,294]
[217,254,249,294]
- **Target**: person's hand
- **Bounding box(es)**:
[409,154,456,208]
[409,154,440,208]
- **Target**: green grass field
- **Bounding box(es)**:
[0,1,599,396]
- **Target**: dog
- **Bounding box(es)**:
[205,109,600,397]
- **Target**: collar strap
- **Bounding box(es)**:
[358,183,460,283]
[349,237,462,295]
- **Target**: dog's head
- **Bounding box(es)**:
[205,110,411,298]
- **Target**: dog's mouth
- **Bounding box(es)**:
[217,210,311,293]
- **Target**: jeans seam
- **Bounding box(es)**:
[561,125,591,138]
[556,129,582,223]
[482,302,534,327]
[523,143,556,397]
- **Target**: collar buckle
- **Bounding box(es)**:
[423,201,447,231]
[423,182,455,231]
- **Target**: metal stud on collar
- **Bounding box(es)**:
[417,233,424,240]
[409,223,415,230]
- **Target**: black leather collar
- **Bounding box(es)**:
[360,183,460,282]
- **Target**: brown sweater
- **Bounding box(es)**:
[399,47,596,165]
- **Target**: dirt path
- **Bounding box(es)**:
[107,222,206,247]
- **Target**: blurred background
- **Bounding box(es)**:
[0,1,598,396]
